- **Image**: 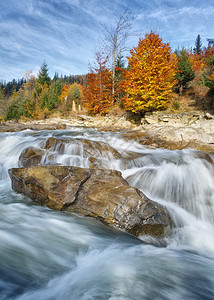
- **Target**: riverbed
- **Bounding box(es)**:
[1,127,214,299]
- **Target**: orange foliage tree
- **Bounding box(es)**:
[83,52,112,114]
[122,32,177,113]
[189,52,205,72]
[202,46,214,60]
[202,46,214,93]
[188,51,205,87]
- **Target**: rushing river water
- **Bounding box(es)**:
[1,127,214,300]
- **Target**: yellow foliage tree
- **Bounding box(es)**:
[122,32,177,113]
[67,83,83,109]
[59,84,70,104]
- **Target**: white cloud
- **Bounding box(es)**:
[136,3,214,50]
[138,5,214,22]
[1,0,214,81]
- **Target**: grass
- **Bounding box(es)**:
[167,84,213,114]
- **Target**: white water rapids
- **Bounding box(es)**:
[0,127,214,299]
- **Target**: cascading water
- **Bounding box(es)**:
[1,127,214,299]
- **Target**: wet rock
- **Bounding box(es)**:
[18,137,122,169]
[192,150,214,164]
[44,137,121,160]
[8,165,173,239]
[9,166,90,210]
[19,147,45,167]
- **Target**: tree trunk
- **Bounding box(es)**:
[179,84,183,96]
[112,66,115,101]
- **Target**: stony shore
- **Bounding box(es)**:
[1,111,214,154]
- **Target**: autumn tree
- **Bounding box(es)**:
[189,52,205,73]
[83,72,97,112]
[122,32,177,114]
[175,49,195,95]
[202,46,214,94]
[68,83,83,109]
[6,88,28,120]
[59,84,70,105]
[5,74,36,120]
[83,52,112,114]
[59,83,83,111]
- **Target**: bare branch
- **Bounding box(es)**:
[101,8,136,65]
[100,8,137,97]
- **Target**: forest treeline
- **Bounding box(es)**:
[1,31,214,121]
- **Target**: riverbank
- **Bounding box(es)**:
[1,111,214,154]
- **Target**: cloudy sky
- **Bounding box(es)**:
[1,0,214,81]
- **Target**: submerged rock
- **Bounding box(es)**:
[9,165,173,239]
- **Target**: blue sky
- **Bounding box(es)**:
[1,0,214,81]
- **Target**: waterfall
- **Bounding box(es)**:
[0,128,214,299]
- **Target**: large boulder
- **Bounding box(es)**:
[9,165,173,239]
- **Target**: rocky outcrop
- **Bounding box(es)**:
[142,111,210,125]
[8,165,173,239]
[2,112,214,154]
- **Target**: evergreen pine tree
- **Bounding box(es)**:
[175,49,195,95]
[38,61,51,86]
[193,34,202,55]
[53,72,59,82]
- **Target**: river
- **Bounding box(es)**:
[0,127,214,299]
